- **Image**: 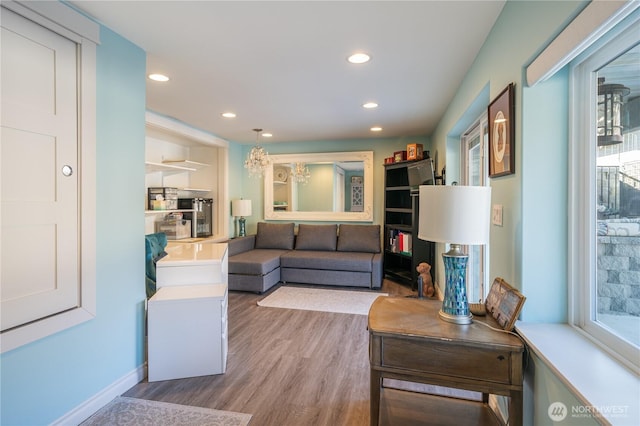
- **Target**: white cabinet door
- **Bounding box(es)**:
[1,9,79,331]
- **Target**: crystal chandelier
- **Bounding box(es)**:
[291,162,311,184]
[244,128,270,178]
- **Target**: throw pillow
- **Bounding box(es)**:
[255,222,295,249]
[295,224,338,251]
[337,224,381,253]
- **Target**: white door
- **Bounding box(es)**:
[1,9,80,331]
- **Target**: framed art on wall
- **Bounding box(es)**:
[488,83,515,178]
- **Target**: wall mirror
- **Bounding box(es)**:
[264,151,373,222]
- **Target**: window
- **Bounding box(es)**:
[570,20,639,372]
[461,115,489,303]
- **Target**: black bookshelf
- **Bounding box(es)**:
[383,159,435,288]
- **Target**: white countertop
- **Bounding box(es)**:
[159,242,228,267]
[166,236,222,244]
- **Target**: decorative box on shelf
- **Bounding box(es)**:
[393,151,407,162]
[406,143,424,161]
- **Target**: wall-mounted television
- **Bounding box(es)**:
[408,158,435,193]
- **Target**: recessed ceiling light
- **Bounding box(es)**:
[363,102,378,109]
[348,52,370,64]
[370,126,383,132]
[221,112,237,118]
[148,73,169,82]
[262,133,273,138]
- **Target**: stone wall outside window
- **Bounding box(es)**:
[597,235,640,316]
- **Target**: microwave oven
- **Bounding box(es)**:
[177,198,213,238]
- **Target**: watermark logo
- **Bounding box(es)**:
[548,402,629,422]
[548,402,568,422]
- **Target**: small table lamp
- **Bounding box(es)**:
[418,185,491,324]
[231,199,252,237]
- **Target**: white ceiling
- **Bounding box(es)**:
[70,1,505,144]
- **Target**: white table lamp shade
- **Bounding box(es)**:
[232,199,252,217]
[418,185,491,325]
[418,186,491,245]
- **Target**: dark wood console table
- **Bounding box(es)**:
[369,297,524,426]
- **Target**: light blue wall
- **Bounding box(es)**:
[428,2,600,424]
[429,0,585,322]
[521,68,570,322]
[0,26,146,425]
[526,351,599,426]
[237,136,430,234]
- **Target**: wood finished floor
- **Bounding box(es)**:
[123,280,418,425]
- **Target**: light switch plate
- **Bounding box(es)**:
[492,204,503,226]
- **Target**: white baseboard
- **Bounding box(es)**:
[50,363,147,426]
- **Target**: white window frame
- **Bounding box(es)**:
[569,18,640,373]
[461,114,490,301]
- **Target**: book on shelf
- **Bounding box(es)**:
[399,232,412,254]
[388,229,412,255]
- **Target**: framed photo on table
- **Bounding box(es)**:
[488,83,515,178]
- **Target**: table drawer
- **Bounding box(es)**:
[381,336,514,384]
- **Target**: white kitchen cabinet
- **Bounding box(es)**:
[148,242,229,382]
[147,283,228,382]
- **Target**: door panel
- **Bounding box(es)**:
[1,9,79,331]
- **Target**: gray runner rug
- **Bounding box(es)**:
[81,396,252,426]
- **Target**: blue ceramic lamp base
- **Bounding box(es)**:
[238,217,247,237]
[439,244,472,325]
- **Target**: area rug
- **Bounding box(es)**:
[257,286,387,315]
[81,396,252,426]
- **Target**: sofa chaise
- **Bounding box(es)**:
[228,222,383,293]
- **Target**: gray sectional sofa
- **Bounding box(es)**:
[228,222,383,293]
